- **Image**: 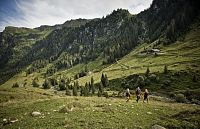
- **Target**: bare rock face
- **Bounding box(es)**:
[152,125,166,129]
[31,111,41,117]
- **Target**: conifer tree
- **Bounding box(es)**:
[101,73,109,87]
[91,76,95,94]
[97,83,104,97]
[84,82,89,96]
[164,65,168,74]
[145,67,150,76]
[73,83,78,96]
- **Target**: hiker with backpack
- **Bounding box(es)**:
[125,88,131,102]
[143,89,149,103]
[135,87,141,103]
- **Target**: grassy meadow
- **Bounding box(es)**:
[0,96,200,129]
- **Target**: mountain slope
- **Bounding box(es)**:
[0,0,199,87]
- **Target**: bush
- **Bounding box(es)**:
[191,99,200,105]
[175,94,187,103]
[103,92,109,98]
[12,82,19,88]
[42,79,51,89]
[50,78,58,86]
[149,74,157,81]
[163,80,171,86]
[73,85,78,96]
[98,90,102,97]
[65,86,71,96]
[192,75,197,82]
[135,76,145,87]
[169,92,175,99]
[144,78,151,86]
[59,82,66,91]
[32,79,39,87]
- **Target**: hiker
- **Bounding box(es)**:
[135,87,141,103]
[125,88,131,102]
[143,89,149,103]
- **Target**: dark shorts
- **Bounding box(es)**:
[144,93,148,100]
[126,93,130,97]
[144,95,148,100]
[137,95,140,100]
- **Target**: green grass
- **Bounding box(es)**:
[0,16,200,129]
[0,96,199,129]
[73,22,200,85]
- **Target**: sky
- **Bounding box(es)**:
[0,0,153,32]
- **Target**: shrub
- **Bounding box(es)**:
[163,80,171,86]
[65,86,71,96]
[192,75,197,82]
[103,92,109,98]
[80,87,84,96]
[175,94,187,103]
[42,79,51,89]
[169,92,175,99]
[73,85,78,96]
[191,99,200,105]
[12,82,19,88]
[50,78,58,86]
[59,82,66,91]
[32,79,39,87]
[98,90,102,97]
[135,76,145,87]
[149,74,157,81]
[144,78,151,86]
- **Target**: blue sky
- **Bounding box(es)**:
[0,0,153,32]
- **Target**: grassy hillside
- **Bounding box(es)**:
[0,96,200,129]
[67,21,200,86]
[1,20,199,93]
[0,1,199,128]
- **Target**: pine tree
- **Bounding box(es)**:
[104,74,109,87]
[166,19,176,42]
[12,82,19,88]
[91,77,95,95]
[84,82,89,96]
[101,73,109,87]
[73,83,78,96]
[145,67,150,76]
[101,73,105,84]
[80,86,84,96]
[164,65,168,74]
[88,82,91,92]
[97,83,104,97]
